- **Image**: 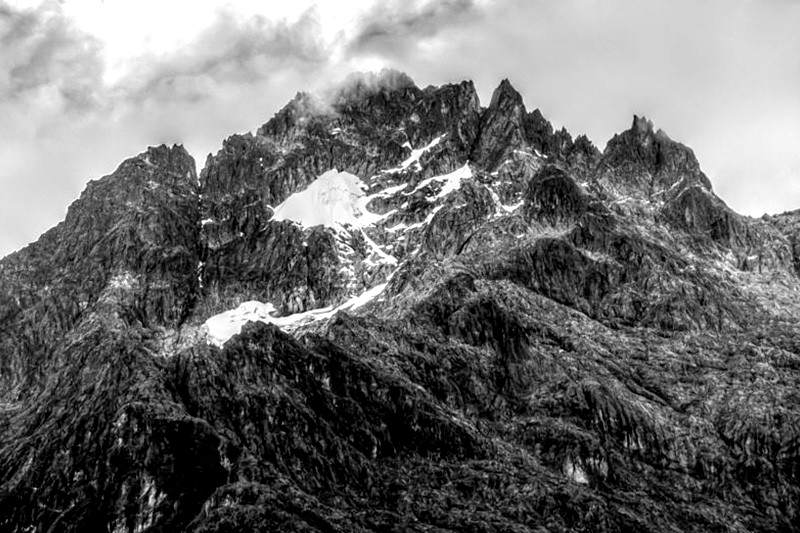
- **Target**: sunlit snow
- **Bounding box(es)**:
[362,231,398,265]
[386,135,445,173]
[202,283,388,347]
[272,169,389,229]
[272,169,398,267]
[563,458,589,485]
[406,163,472,199]
[486,185,523,214]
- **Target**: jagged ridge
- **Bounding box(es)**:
[1,70,800,532]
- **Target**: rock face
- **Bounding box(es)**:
[0,145,199,388]
[523,165,588,224]
[472,79,600,173]
[598,115,712,198]
[2,71,800,532]
[771,209,800,275]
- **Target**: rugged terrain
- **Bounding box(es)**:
[2,70,800,532]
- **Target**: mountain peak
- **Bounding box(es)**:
[631,114,654,134]
[130,144,197,180]
[331,69,418,105]
[471,78,529,167]
[489,78,523,109]
[599,114,710,194]
[629,115,673,143]
[257,91,332,138]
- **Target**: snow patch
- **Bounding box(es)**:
[197,261,205,289]
[386,222,409,233]
[486,186,522,215]
[342,282,387,311]
[272,169,391,229]
[564,458,589,485]
[386,135,445,173]
[407,163,472,199]
[362,230,398,265]
[398,204,446,232]
[433,164,471,199]
[272,169,399,276]
[202,284,389,347]
[366,181,408,198]
[108,272,137,290]
[204,301,277,347]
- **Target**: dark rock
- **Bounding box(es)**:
[203,220,345,315]
[566,134,602,177]
[769,209,800,276]
[661,185,746,245]
[0,144,199,389]
[524,108,558,154]
[421,181,496,258]
[523,165,588,224]
[598,115,712,198]
[471,79,529,169]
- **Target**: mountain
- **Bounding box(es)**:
[2,69,800,532]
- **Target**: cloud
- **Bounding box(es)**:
[1,2,338,113]
[115,8,330,105]
[345,0,487,60]
[0,1,104,111]
[323,68,417,107]
[0,2,344,256]
[348,0,478,46]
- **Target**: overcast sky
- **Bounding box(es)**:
[1,0,799,256]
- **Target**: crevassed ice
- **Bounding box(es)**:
[202,283,388,347]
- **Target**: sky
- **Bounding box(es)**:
[1,0,799,256]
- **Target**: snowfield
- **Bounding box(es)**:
[203,283,388,347]
[271,169,387,229]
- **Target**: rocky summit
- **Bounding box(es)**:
[2,70,800,532]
